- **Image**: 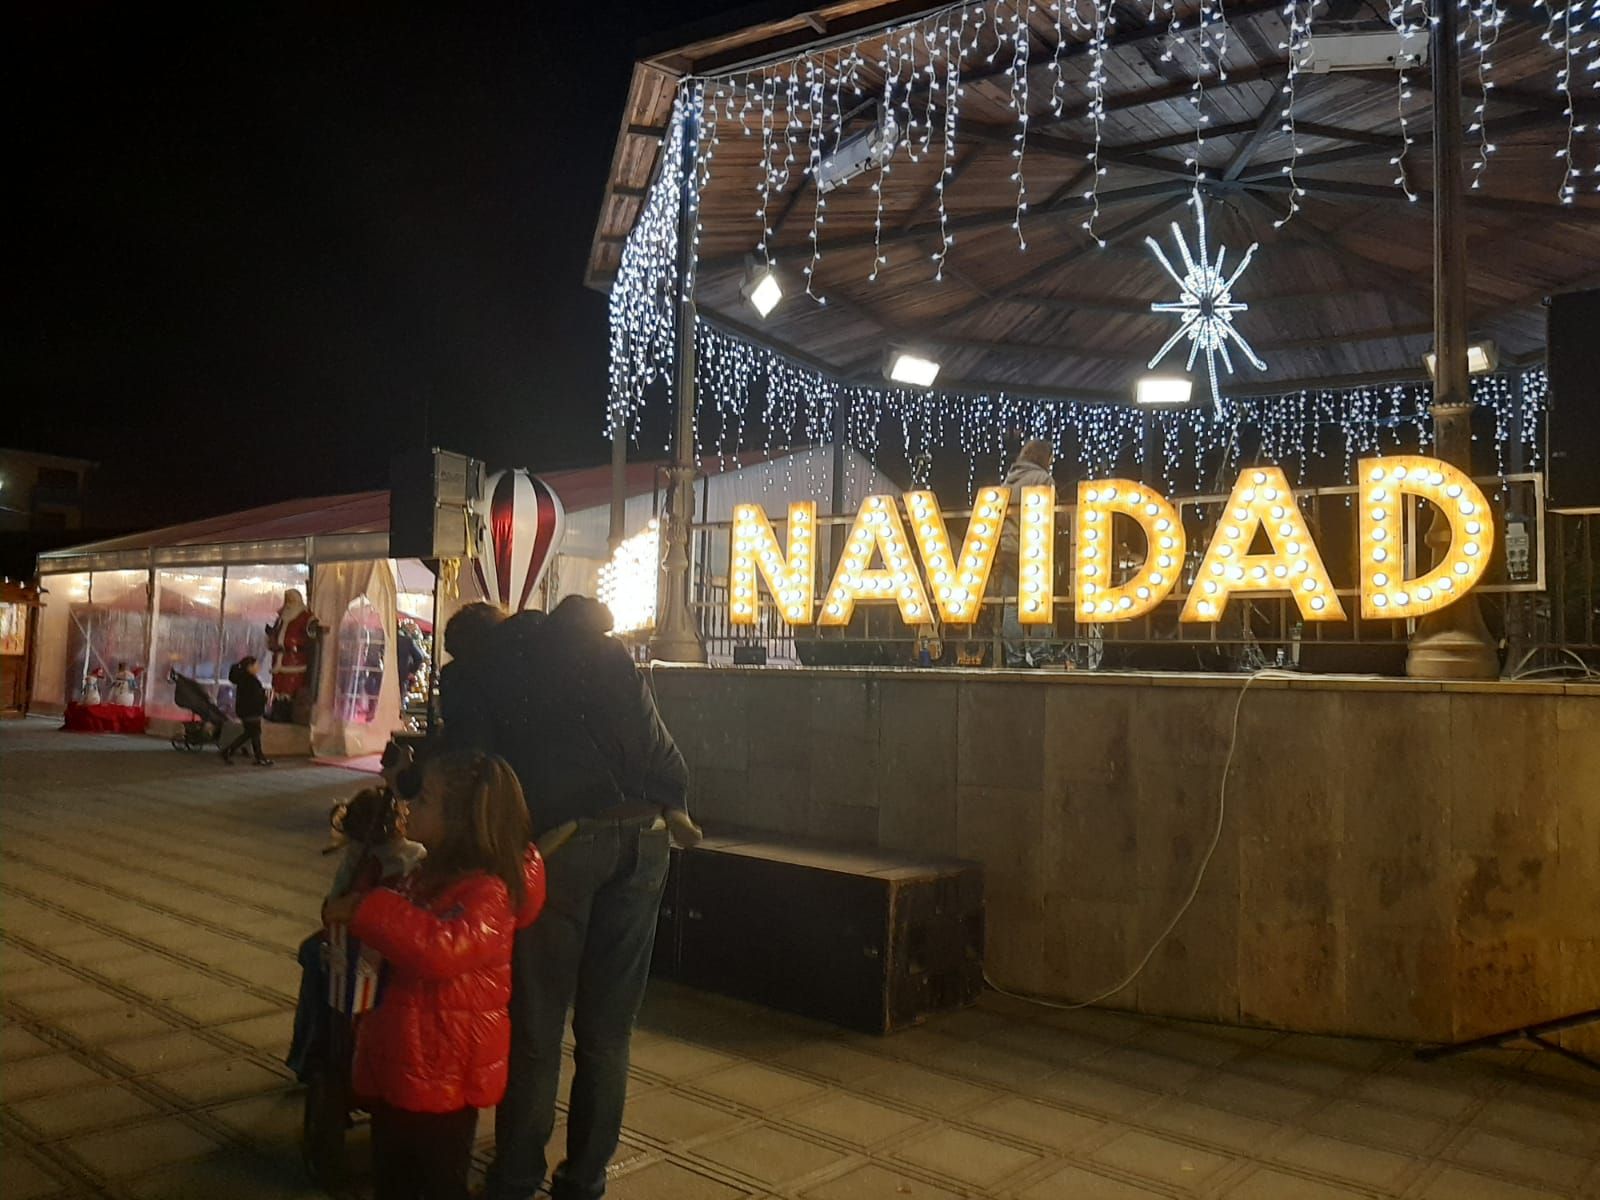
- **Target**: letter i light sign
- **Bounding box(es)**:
[727,457,1495,629]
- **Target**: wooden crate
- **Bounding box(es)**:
[654,834,984,1034]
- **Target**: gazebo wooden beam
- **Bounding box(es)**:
[1222,92,1290,181]
[938,194,1189,324]
[1244,176,1600,221]
[701,179,1188,270]
[1241,108,1568,182]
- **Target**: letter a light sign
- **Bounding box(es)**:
[727,456,1495,628]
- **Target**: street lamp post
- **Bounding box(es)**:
[1407,0,1498,679]
[650,97,708,663]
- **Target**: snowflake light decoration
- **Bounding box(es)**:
[1145,196,1267,413]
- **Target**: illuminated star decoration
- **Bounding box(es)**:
[1145,195,1267,414]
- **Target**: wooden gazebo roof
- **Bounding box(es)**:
[589,0,1600,402]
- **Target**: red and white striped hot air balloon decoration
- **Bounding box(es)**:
[472,468,565,613]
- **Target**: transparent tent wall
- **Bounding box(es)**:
[146,568,226,719]
[146,564,309,720]
[33,572,90,709]
[71,571,151,703]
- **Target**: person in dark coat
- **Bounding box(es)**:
[482,595,689,1200]
[436,602,508,752]
[222,656,273,766]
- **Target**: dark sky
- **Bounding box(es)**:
[12,2,740,529]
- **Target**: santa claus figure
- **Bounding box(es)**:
[265,588,322,723]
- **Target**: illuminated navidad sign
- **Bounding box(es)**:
[729,455,1495,626]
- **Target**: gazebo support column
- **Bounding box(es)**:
[1407,0,1498,679]
[651,99,707,664]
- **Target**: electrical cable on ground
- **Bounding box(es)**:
[984,668,1300,1012]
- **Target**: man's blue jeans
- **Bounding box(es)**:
[486,817,670,1200]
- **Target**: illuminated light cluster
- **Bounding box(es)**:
[1075,479,1187,622]
[1180,465,1345,623]
[1357,456,1495,620]
[597,519,661,636]
[1017,485,1056,625]
[905,487,1008,625]
[819,495,931,626]
[729,502,815,625]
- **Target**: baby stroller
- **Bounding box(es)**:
[169,669,228,752]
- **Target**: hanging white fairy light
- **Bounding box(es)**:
[1083,0,1111,244]
[1546,0,1579,203]
[1274,0,1311,226]
[1389,0,1423,201]
[934,7,965,280]
[1468,0,1504,190]
[1144,192,1267,413]
[1008,0,1032,249]
[803,53,829,302]
[690,318,1542,498]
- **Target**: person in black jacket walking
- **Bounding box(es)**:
[481,595,689,1200]
[222,656,273,766]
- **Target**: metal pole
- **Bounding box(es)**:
[1406,0,1498,678]
[608,424,627,553]
[829,394,848,575]
[650,94,708,663]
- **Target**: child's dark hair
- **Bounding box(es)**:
[328,787,404,851]
[237,655,257,671]
[418,750,530,907]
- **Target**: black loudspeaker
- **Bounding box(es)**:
[653,835,985,1034]
[389,449,479,560]
[1546,288,1600,511]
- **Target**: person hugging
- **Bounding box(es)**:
[321,750,546,1200]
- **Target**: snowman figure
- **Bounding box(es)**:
[109,662,138,707]
[82,668,105,705]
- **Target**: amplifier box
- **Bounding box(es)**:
[654,834,984,1034]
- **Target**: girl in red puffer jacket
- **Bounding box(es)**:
[322,749,546,1200]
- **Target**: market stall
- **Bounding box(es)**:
[33,493,410,757]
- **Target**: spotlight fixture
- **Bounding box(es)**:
[1134,376,1194,406]
[884,348,941,388]
[740,259,784,319]
[1424,341,1498,378]
[817,105,898,194]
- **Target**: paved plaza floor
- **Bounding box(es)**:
[2,717,1596,1199]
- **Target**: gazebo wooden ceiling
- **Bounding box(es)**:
[590,0,1600,402]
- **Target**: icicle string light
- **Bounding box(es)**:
[1389,0,1423,202]
[1009,0,1032,249]
[686,320,1545,498]
[1083,0,1111,244]
[1274,0,1310,226]
[606,90,691,437]
[1468,0,1503,190]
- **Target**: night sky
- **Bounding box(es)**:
[12,2,740,530]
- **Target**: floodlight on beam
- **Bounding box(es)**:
[1424,341,1498,378]
[884,348,942,388]
[741,260,784,319]
[1134,376,1194,406]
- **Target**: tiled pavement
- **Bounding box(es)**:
[2,717,1597,1200]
